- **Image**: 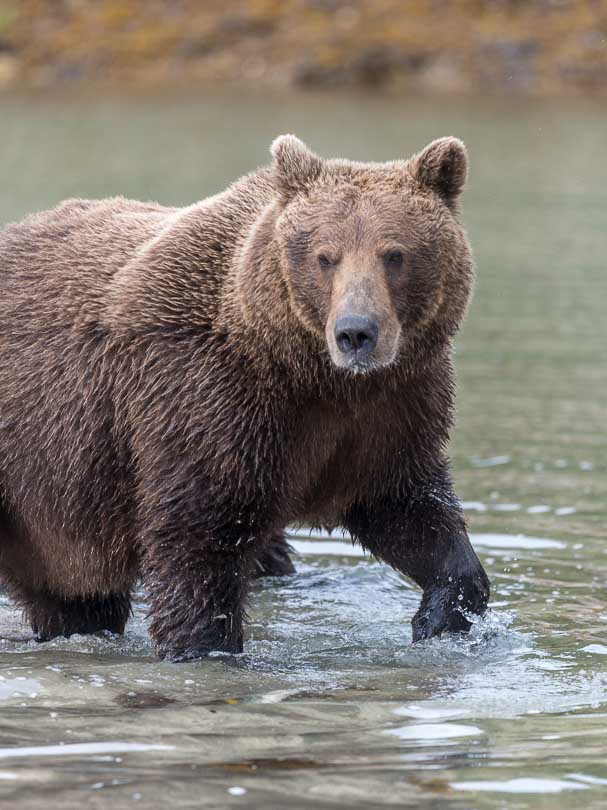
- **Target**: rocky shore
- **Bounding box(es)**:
[2,0,606,95]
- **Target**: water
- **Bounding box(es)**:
[0,90,606,808]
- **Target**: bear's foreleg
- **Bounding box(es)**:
[132,359,285,660]
[344,479,490,642]
[142,519,261,662]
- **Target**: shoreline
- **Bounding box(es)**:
[4,2,607,99]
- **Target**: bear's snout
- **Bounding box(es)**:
[325,265,401,373]
[334,315,379,363]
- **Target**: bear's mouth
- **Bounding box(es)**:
[328,345,398,375]
[326,319,401,375]
[340,352,376,374]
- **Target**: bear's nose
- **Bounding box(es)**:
[334,315,379,358]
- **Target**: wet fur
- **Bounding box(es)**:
[0,138,489,659]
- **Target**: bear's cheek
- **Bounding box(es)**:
[284,263,332,336]
[396,274,444,331]
[387,254,444,330]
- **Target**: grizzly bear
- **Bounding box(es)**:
[0,135,490,660]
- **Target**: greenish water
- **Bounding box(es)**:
[0,91,606,809]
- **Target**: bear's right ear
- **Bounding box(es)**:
[270,134,323,201]
[410,137,468,208]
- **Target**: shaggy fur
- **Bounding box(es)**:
[0,136,490,660]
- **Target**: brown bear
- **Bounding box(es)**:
[0,135,490,661]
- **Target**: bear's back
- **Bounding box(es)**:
[0,197,182,333]
[0,167,275,336]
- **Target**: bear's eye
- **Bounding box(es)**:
[318,254,333,269]
[385,250,404,267]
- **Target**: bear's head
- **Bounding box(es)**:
[268,134,474,374]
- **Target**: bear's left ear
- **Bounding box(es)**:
[410,137,468,207]
[270,134,323,201]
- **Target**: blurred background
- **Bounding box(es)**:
[1,4,607,810]
[1,0,607,94]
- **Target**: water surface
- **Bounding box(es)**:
[0,90,606,808]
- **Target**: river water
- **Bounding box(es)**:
[0,91,606,808]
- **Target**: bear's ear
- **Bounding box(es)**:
[270,134,323,200]
[410,137,468,207]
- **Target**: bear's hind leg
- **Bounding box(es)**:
[254,531,295,578]
[24,591,132,641]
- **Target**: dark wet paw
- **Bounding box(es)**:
[156,631,244,662]
[412,592,471,642]
[154,614,245,661]
[411,576,490,642]
[254,534,296,578]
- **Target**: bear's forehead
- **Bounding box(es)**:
[321,162,410,195]
[287,179,440,248]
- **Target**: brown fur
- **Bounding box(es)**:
[0,136,489,660]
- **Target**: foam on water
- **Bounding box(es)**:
[450,778,589,794]
[0,677,42,700]
[386,722,482,740]
[581,644,607,655]
[0,742,175,759]
[567,774,607,787]
[393,704,471,721]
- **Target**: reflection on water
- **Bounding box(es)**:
[0,90,606,808]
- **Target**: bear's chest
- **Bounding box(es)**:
[282,393,405,527]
